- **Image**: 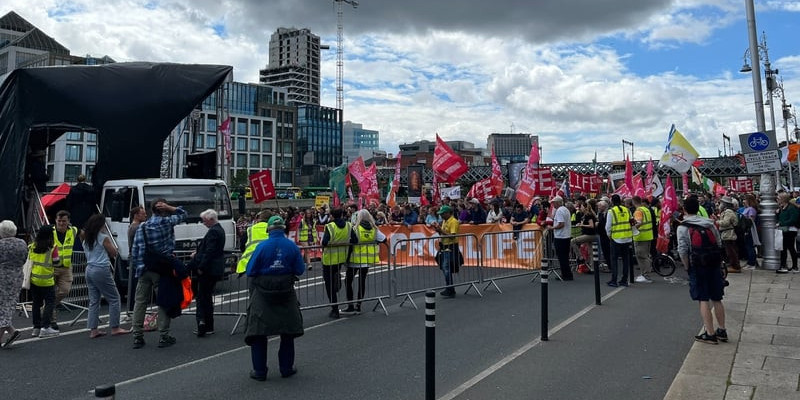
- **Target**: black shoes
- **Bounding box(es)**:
[329,309,340,319]
[340,305,358,315]
[132,336,145,349]
[193,323,214,337]
[439,289,455,298]
[281,368,298,378]
[715,328,728,342]
[606,281,618,287]
[157,335,176,348]
[694,331,718,345]
[249,370,267,381]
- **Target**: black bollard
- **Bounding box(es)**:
[541,269,549,341]
[425,291,435,400]
[592,242,601,305]
[629,244,635,284]
[95,384,115,399]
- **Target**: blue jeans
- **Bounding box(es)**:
[744,234,757,266]
[440,251,454,287]
[86,264,122,329]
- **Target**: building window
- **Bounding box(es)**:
[207,116,217,132]
[47,165,54,181]
[64,164,82,182]
[48,144,56,162]
[66,131,83,141]
[263,140,272,152]
[249,139,260,152]
[236,138,246,151]
[249,155,260,168]
[236,154,247,168]
[207,135,217,149]
[237,119,248,136]
[87,132,97,142]
[250,121,260,137]
[86,145,97,162]
[65,144,82,161]
[262,155,272,168]
[282,142,292,154]
[85,165,95,181]
[195,134,204,149]
[183,133,190,147]
[264,122,273,138]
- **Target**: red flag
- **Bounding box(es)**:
[681,173,689,197]
[730,177,753,192]
[490,147,503,196]
[362,163,381,206]
[386,154,402,208]
[248,170,276,204]
[420,189,429,206]
[531,139,540,165]
[624,156,633,197]
[533,167,555,195]
[432,134,468,184]
[332,188,341,208]
[515,144,540,208]
[656,175,677,253]
[468,178,494,202]
[644,157,654,196]
[633,174,646,197]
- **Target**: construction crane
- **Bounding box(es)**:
[335,0,358,115]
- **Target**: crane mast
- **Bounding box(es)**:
[335,0,358,116]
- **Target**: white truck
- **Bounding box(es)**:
[99,179,238,296]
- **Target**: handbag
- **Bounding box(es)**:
[774,229,784,251]
[21,258,32,290]
[180,276,193,309]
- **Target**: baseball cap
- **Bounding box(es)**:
[437,205,453,215]
[267,216,286,229]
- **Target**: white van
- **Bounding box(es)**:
[100,179,238,291]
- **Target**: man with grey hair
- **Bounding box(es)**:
[596,200,612,272]
[187,209,226,337]
[548,196,574,280]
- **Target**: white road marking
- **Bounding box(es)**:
[438,287,625,400]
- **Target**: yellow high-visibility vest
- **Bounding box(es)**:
[53,226,77,268]
[609,206,633,240]
[350,225,378,264]
[236,222,268,274]
[298,219,317,243]
[634,206,654,242]
[570,213,581,237]
[322,222,351,266]
[29,244,55,287]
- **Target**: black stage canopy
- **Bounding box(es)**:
[0,62,232,221]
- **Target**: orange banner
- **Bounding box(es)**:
[380,224,543,269]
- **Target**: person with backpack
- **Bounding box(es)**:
[775,192,799,274]
[677,195,727,345]
[716,196,741,274]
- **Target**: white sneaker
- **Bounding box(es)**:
[777,267,790,274]
[39,327,60,338]
[31,328,40,337]
[742,265,756,271]
[635,275,653,283]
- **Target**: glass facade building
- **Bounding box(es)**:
[342,121,380,164]
[296,104,342,186]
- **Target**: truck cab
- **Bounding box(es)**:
[100,179,238,293]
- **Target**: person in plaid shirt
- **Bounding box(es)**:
[130,199,187,349]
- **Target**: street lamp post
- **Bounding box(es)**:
[743,0,778,270]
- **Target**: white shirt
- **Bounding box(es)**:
[553,206,571,239]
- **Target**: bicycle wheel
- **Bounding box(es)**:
[652,253,676,277]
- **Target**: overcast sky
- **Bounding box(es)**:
[4,0,799,163]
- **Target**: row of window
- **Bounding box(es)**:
[48,144,97,162]
[47,164,94,183]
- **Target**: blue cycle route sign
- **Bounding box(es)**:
[747,132,770,151]
[739,131,778,154]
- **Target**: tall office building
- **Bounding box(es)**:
[342,121,380,164]
[259,27,325,105]
[296,104,342,187]
[487,133,534,163]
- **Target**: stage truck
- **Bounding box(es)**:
[99,179,238,295]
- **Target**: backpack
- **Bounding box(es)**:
[682,222,721,268]
[736,212,753,235]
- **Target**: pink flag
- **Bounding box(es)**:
[431,172,441,206]
[531,139,540,165]
[433,134,469,184]
[644,157,654,196]
[467,178,495,202]
[490,147,503,196]
[386,154,402,208]
[633,174,646,198]
[516,143,540,208]
[656,175,677,253]
[348,156,367,186]
[362,163,381,206]
[219,117,232,162]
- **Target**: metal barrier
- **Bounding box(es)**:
[296,242,391,315]
[391,233,482,309]
[533,230,563,281]
[478,228,543,293]
[59,251,92,327]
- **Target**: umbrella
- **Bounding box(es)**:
[41,183,71,209]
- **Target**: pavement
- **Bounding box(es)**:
[665,268,800,400]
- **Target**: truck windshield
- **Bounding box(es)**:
[143,184,232,223]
